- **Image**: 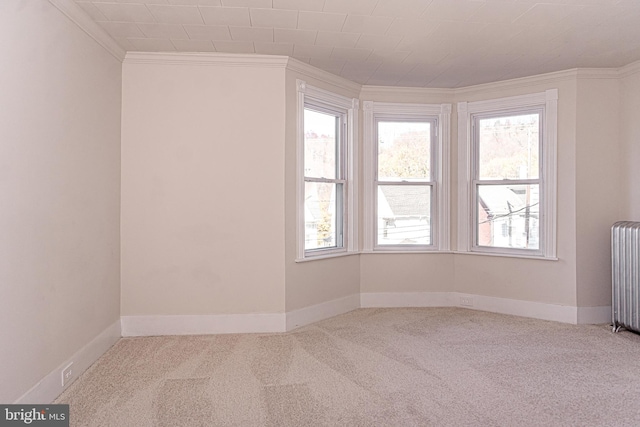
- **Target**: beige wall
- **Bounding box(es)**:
[575,78,621,307]
[121,60,286,315]
[0,1,121,402]
[284,68,361,311]
[360,254,453,293]
[620,70,640,220]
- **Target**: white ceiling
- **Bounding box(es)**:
[75,0,640,88]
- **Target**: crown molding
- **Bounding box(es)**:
[364,100,447,116]
[124,51,290,68]
[122,53,361,96]
[453,68,581,97]
[618,59,640,79]
[574,68,620,80]
[286,57,361,96]
[48,0,125,62]
[361,67,624,99]
[360,85,454,98]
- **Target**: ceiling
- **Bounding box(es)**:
[74,0,640,88]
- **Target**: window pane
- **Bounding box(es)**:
[478,113,539,180]
[377,185,431,245]
[378,121,431,180]
[305,182,343,250]
[477,184,539,250]
[304,109,338,179]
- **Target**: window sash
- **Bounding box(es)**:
[304,181,345,252]
[471,109,543,181]
[472,183,541,253]
[470,108,545,255]
[374,182,434,249]
[373,117,438,249]
[302,104,347,255]
[362,101,451,253]
[304,104,346,181]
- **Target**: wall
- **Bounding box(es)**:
[284,66,361,312]
[620,67,640,220]
[450,79,579,307]
[121,56,287,317]
[575,76,621,309]
[0,1,121,402]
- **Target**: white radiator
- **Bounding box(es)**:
[612,221,640,333]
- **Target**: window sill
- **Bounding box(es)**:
[295,250,360,263]
[296,250,558,262]
[452,250,558,261]
[361,249,449,255]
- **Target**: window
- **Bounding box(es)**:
[363,102,451,251]
[297,80,358,260]
[457,90,558,258]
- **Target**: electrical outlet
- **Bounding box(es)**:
[62,363,74,387]
[460,297,474,307]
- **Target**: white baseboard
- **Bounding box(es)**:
[453,292,578,324]
[15,319,121,404]
[121,295,361,336]
[121,313,286,337]
[360,292,453,308]
[577,306,612,324]
[286,294,360,331]
[359,291,608,325]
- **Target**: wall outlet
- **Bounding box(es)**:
[61,363,74,387]
[460,296,474,307]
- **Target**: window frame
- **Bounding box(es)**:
[363,101,451,252]
[457,90,558,259]
[296,80,358,261]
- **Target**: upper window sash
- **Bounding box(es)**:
[303,104,346,181]
[363,101,451,252]
[296,80,358,261]
[457,90,558,259]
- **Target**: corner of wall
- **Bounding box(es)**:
[48,0,125,62]
[15,320,121,404]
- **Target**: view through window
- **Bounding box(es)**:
[376,120,433,246]
[303,108,344,251]
[474,112,541,250]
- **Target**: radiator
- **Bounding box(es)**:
[612,221,640,333]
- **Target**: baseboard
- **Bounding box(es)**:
[577,306,612,324]
[15,319,121,404]
[453,292,578,324]
[359,291,604,325]
[286,294,360,331]
[121,313,286,337]
[360,292,454,308]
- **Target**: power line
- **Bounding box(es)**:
[478,202,539,225]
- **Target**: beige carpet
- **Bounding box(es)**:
[56,308,640,426]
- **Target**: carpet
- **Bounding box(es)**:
[55,308,640,426]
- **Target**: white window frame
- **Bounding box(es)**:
[363,101,451,252]
[296,80,358,261]
[457,89,558,259]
